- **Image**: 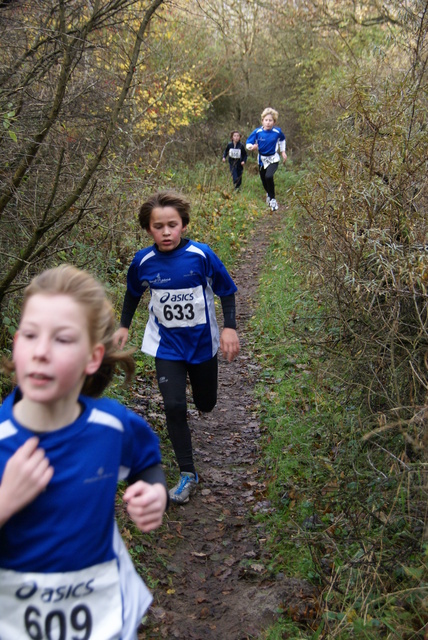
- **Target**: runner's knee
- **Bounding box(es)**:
[164,397,187,418]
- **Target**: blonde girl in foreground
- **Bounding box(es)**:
[0,265,168,640]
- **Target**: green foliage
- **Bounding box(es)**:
[1,103,17,142]
[294,5,428,428]
[249,188,427,638]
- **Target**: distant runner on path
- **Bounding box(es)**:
[246,107,287,212]
[114,190,240,505]
[222,130,247,190]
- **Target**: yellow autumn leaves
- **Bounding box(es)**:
[89,4,210,137]
[135,73,208,135]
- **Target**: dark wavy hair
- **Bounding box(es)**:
[138,190,190,230]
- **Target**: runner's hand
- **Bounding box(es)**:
[220,328,240,362]
[0,437,54,526]
[123,481,167,532]
[113,327,129,349]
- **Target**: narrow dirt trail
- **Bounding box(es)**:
[137,212,317,639]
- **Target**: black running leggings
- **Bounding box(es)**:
[155,355,218,474]
[259,162,279,200]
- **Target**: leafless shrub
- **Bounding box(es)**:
[291,3,428,634]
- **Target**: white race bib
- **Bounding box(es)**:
[228,148,241,159]
[261,153,279,169]
[0,560,123,640]
[150,286,206,328]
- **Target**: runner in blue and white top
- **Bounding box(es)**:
[246,107,287,211]
[0,265,168,640]
[114,191,240,505]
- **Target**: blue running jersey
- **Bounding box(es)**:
[0,389,161,573]
[246,126,286,166]
[126,240,237,364]
[0,389,162,638]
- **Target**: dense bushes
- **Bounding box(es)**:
[283,5,428,636]
[295,0,428,453]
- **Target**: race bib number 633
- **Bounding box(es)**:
[150,286,206,328]
[0,561,122,640]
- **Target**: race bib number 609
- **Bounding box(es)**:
[0,561,123,640]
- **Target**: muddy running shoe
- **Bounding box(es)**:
[270,198,279,211]
[265,194,270,205]
[169,472,198,504]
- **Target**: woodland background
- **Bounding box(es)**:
[0,1,427,637]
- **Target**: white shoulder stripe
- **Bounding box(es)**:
[186,244,207,258]
[0,420,18,440]
[139,250,156,266]
[88,409,124,432]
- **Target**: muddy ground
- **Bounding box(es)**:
[131,213,318,639]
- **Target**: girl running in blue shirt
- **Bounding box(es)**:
[246,107,287,211]
[0,265,168,640]
[114,191,240,505]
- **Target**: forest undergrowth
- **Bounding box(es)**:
[244,181,427,638]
